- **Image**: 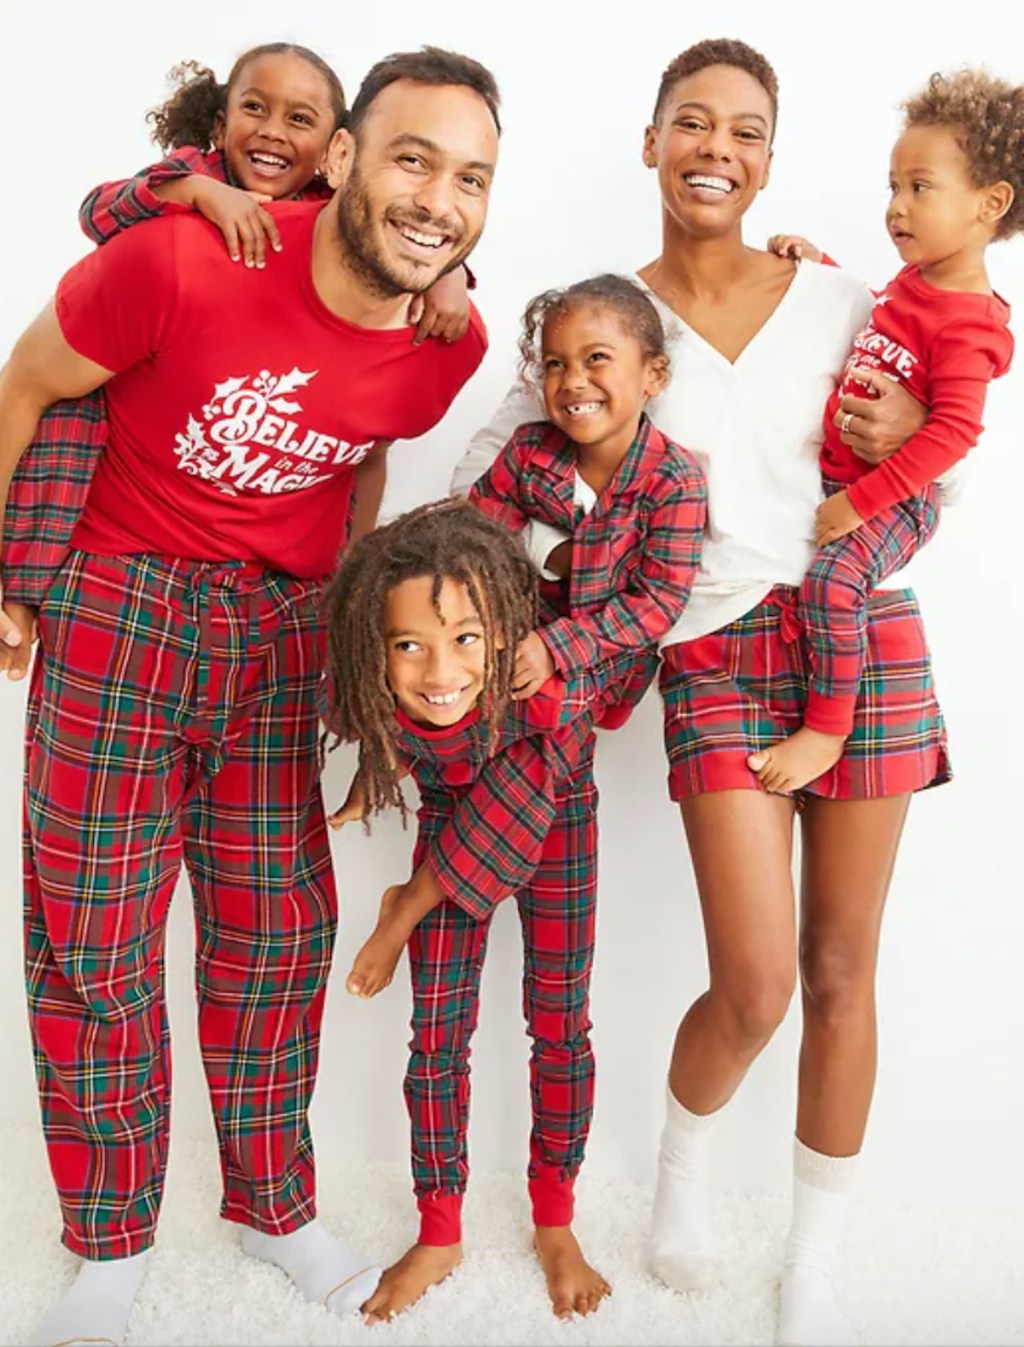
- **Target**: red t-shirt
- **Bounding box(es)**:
[820,265,1012,520]
[58,202,487,578]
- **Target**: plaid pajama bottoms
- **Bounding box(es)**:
[659,583,951,801]
[24,551,336,1259]
[800,481,941,735]
[406,742,598,1246]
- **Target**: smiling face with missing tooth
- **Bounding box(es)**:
[328,79,499,299]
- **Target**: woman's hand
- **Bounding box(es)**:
[834,366,927,465]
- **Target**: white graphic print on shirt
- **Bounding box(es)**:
[174,367,374,496]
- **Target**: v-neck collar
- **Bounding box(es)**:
[635,261,806,372]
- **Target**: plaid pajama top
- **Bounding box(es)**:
[395,671,610,921]
[469,415,707,676]
[1,150,330,607]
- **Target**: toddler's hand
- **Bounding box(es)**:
[767,233,823,263]
[513,630,556,700]
[815,489,864,546]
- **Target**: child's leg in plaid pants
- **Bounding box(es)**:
[750,486,940,794]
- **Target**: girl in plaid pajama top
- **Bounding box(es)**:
[751,69,1019,795]
[324,499,687,1323]
[469,274,708,705]
[0,43,470,651]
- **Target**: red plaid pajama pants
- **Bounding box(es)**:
[406,741,598,1246]
[23,551,336,1259]
[800,481,941,735]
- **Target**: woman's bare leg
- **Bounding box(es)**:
[797,794,910,1151]
[671,790,800,1109]
[650,789,798,1291]
[777,793,911,1347]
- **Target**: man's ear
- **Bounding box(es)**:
[324,128,355,191]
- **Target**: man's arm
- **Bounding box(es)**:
[348,441,392,545]
[0,303,113,669]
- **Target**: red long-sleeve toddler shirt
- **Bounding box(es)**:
[821,265,1012,521]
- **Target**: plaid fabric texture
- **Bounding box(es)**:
[0,150,331,608]
[79,147,333,244]
[2,394,107,606]
[659,583,951,801]
[800,480,941,735]
[469,414,707,675]
[24,551,335,1258]
[406,738,598,1245]
[397,650,647,920]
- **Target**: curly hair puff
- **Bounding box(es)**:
[903,69,1024,240]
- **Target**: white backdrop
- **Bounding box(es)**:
[1,0,1022,1239]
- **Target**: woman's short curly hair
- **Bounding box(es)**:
[652,39,778,140]
[903,69,1024,240]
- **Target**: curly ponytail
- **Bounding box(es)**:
[146,59,226,152]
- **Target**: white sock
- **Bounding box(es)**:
[28,1248,151,1347]
[777,1138,859,1347]
[241,1218,382,1315]
[647,1083,725,1292]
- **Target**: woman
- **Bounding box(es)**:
[452,39,950,1347]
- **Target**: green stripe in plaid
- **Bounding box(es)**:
[659,584,951,801]
[405,745,598,1235]
[799,479,941,735]
[25,551,336,1258]
[470,414,707,676]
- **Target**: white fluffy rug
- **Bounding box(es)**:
[1,1121,1020,1346]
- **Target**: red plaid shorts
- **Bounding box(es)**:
[659,584,951,801]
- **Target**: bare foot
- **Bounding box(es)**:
[534,1225,611,1320]
[747,727,846,794]
[360,1242,462,1323]
[346,885,408,998]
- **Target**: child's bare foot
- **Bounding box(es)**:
[346,885,410,998]
[360,1242,462,1323]
[533,1225,611,1320]
[748,727,846,794]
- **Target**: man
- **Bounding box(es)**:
[0,46,500,1347]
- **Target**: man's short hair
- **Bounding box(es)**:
[347,46,501,136]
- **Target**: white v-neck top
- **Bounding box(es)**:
[453,262,914,643]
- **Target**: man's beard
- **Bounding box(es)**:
[334,163,470,300]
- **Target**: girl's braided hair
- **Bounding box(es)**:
[322,498,537,819]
